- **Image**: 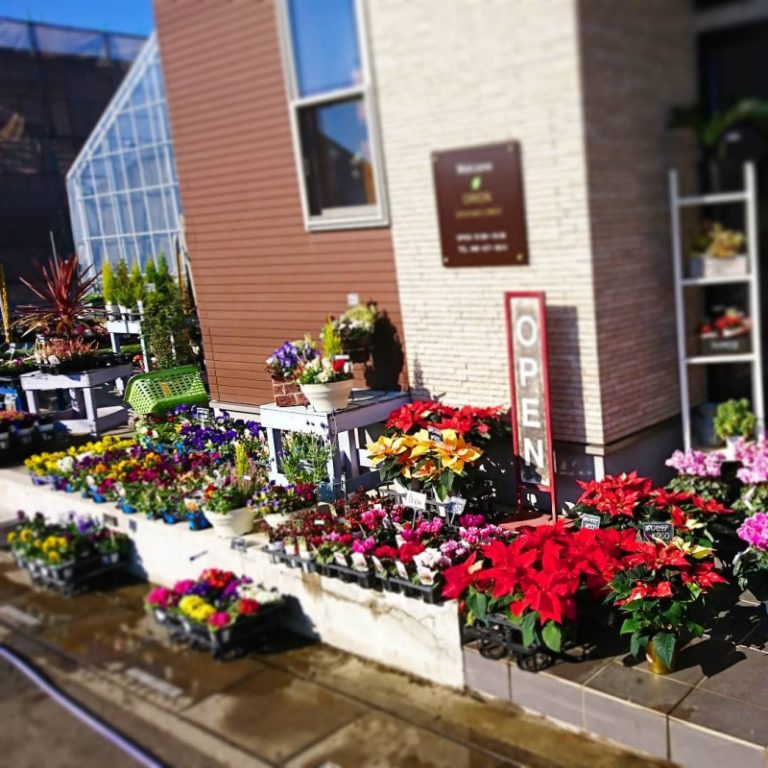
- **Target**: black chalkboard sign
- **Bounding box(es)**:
[641,522,674,542]
[581,513,601,530]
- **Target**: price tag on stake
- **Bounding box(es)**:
[428,426,443,443]
[446,496,467,517]
[641,522,674,542]
[404,490,427,511]
[334,551,349,567]
[580,513,601,530]
[371,556,386,575]
[230,537,248,553]
[351,552,368,571]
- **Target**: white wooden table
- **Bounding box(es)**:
[258,389,410,491]
[20,363,133,435]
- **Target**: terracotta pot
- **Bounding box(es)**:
[645,637,678,675]
[300,379,354,413]
[271,377,308,407]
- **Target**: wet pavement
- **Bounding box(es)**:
[0,553,669,768]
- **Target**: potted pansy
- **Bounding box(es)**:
[734,513,768,611]
[265,337,317,407]
[296,357,354,413]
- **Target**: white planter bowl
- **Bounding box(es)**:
[689,253,748,279]
[202,505,253,538]
[300,379,354,413]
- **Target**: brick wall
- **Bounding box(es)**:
[579,0,696,444]
[367,0,603,445]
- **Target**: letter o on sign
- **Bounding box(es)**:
[515,315,538,347]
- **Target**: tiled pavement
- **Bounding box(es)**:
[0,556,665,768]
[465,590,768,768]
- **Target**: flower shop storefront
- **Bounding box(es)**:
[5,393,768,765]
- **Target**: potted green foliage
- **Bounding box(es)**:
[335,302,379,362]
[101,259,118,320]
[714,398,755,458]
[113,258,132,317]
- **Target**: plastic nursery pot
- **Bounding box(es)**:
[645,637,678,675]
[119,501,137,515]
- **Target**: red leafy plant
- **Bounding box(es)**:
[15,254,103,337]
[604,538,727,669]
[443,522,636,653]
[572,472,733,544]
[385,401,510,441]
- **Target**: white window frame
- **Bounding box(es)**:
[276,0,389,231]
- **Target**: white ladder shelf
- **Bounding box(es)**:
[669,162,764,450]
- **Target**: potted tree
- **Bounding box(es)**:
[113,258,132,318]
[714,398,756,459]
[102,260,118,320]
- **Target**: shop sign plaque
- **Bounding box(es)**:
[433,141,528,267]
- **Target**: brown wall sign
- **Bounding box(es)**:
[432,141,528,267]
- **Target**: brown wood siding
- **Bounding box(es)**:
[154,0,406,406]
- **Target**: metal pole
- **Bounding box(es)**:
[669,169,692,450]
[745,162,765,439]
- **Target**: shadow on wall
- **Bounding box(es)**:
[364,311,406,391]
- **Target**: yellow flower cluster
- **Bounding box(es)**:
[367,428,482,481]
[706,224,746,260]
[178,595,215,623]
[24,436,136,476]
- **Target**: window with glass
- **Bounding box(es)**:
[279,0,387,229]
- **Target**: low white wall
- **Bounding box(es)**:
[0,469,464,688]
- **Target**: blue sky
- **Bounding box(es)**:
[1,0,154,36]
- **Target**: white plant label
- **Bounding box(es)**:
[404,490,427,511]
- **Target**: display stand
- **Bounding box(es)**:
[258,389,410,492]
[106,308,150,384]
[20,363,133,435]
[669,161,764,450]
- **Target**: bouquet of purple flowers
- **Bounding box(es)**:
[265,337,318,381]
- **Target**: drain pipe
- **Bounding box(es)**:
[0,643,165,768]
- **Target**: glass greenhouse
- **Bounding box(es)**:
[66,34,183,275]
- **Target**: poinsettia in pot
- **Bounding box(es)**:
[265,337,317,407]
[604,537,726,675]
[297,356,354,413]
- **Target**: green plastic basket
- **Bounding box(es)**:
[124,365,208,416]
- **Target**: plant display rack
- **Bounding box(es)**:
[259,389,410,492]
[669,161,764,449]
[20,363,133,436]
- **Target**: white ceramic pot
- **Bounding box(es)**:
[300,379,354,413]
[202,505,254,538]
[725,435,742,461]
[688,253,748,279]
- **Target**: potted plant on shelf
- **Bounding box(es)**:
[698,306,751,356]
[297,357,354,413]
[689,222,747,279]
[202,442,257,537]
[265,337,317,407]
[714,398,756,459]
[734,513,768,612]
[279,432,334,500]
[335,302,379,362]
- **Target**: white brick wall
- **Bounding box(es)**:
[368,0,603,445]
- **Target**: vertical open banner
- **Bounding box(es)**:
[504,292,556,518]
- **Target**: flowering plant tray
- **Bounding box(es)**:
[20,552,128,597]
[150,601,285,660]
[379,575,443,604]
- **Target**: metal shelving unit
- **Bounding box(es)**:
[669,162,764,450]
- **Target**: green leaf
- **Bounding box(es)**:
[467,591,487,622]
[653,632,677,669]
[630,632,648,659]
[620,618,641,635]
[541,621,562,653]
[521,611,538,648]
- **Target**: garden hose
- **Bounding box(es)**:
[0,643,165,768]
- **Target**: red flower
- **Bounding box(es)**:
[693,562,728,589]
[331,359,346,373]
[691,496,732,516]
[442,552,481,600]
[397,541,425,564]
[237,598,260,615]
[373,545,398,560]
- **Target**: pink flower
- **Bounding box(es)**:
[146,587,171,608]
[207,611,232,629]
[173,579,196,595]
